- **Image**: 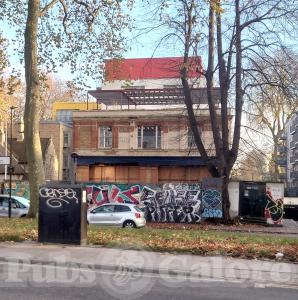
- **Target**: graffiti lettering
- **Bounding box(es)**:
[201,208,222,218]
[39,187,78,208]
[85,182,223,223]
[202,189,221,208]
[265,189,283,224]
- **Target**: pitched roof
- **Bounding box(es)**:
[0,143,25,174]
[0,138,52,174]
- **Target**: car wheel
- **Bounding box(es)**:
[123,220,136,228]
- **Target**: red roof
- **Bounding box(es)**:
[105,57,203,81]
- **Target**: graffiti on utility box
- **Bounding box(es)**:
[265,183,284,225]
[85,181,223,223]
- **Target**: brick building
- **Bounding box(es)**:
[73,57,229,184]
[11,120,73,181]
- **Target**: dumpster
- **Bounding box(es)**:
[38,184,87,245]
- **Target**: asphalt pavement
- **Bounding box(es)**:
[0,242,297,299]
[0,264,297,300]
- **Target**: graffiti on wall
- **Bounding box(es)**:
[86,184,140,206]
[86,182,223,223]
[141,184,201,223]
[265,186,283,225]
[201,178,223,218]
[2,181,30,199]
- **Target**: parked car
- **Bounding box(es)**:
[0,194,30,218]
[87,203,146,228]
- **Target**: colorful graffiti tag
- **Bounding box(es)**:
[201,178,223,218]
[86,184,140,206]
[265,188,283,225]
[2,181,30,199]
[86,182,223,223]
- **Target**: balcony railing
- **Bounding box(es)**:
[290,171,298,179]
[290,141,297,149]
[290,156,298,164]
[290,124,296,134]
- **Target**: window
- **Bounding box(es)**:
[114,205,131,212]
[99,126,113,148]
[63,154,69,169]
[0,197,8,208]
[56,110,73,122]
[93,205,114,213]
[138,126,161,149]
[63,132,70,147]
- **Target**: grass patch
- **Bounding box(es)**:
[0,218,297,262]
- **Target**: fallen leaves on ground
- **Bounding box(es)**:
[0,219,297,262]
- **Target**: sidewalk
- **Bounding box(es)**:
[0,242,297,288]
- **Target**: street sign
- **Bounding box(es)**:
[0,156,10,165]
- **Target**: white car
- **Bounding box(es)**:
[87,203,146,228]
[0,195,30,218]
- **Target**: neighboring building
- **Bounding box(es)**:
[52,102,100,123]
[39,121,73,181]
[0,137,58,182]
[73,57,228,184]
[0,143,25,182]
[8,138,59,181]
[276,134,287,183]
[11,120,73,181]
[277,113,298,192]
[288,113,298,188]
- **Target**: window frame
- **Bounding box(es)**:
[98,126,113,149]
[114,205,131,212]
[63,132,70,147]
[137,125,161,149]
[93,205,114,213]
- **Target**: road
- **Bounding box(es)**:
[0,261,297,300]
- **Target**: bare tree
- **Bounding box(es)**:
[0,0,133,217]
[245,51,298,180]
[142,0,298,221]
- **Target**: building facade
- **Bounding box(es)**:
[288,113,298,188]
[39,121,73,181]
[10,120,73,181]
[73,108,216,183]
[73,57,228,184]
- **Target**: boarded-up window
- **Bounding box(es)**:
[128,167,140,183]
[78,126,92,149]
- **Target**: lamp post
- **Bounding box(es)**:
[8,106,16,218]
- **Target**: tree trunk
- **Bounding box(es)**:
[221,168,231,222]
[24,0,45,218]
[273,140,279,182]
